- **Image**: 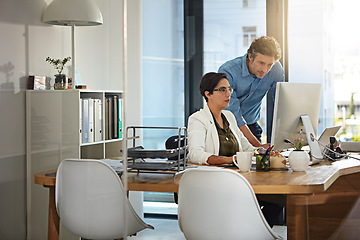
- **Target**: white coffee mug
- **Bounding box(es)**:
[232,151,253,171]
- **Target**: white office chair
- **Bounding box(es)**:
[177,168,282,240]
[56,159,154,240]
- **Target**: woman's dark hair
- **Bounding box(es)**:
[199,72,228,102]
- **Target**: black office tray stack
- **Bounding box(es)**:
[125,126,188,174]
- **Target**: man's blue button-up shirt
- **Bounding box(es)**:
[218,54,284,127]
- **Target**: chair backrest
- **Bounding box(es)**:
[56,159,153,240]
[178,168,282,240]
[165,135,187,160]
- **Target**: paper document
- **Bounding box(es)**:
[102,159,123,172]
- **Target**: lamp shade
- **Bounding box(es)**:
[42,0,103,26]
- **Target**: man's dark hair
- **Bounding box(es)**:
[247,36,282,61]
[199,72,228,102]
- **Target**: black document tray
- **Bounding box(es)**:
[127,146,186,159]
[128,161,179,171]
[126,126,187,174]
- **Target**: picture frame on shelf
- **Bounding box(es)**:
[28,75,48,90]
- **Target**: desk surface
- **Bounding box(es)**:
[34,158,360,240]
[34,158,360,194]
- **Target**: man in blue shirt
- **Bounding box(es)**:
[219,36,286,227]
[219,36,284,148]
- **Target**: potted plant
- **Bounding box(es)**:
[46,56,71,90]
[287,131,310,171]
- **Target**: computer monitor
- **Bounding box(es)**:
[270,82,323,159]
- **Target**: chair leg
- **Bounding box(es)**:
[259,201,285,227]
[174,192,178,204]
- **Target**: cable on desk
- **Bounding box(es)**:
[309,135,360,161]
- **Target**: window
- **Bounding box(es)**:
[142,0,184,149]
[288,0,360,141]
[243,26,257,47]
[204,1,266,73]
[333,0,360,141]
[288,0,335,134]
[243,0,249,8]
[204,0,267,141]
[243,0,256,8]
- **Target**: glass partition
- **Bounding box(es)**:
[142,0,184,150]
[142,0,184,215]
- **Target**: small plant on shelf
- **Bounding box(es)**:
[45,56,71,75]
[45,56,71,90]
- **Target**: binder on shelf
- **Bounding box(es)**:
[105,97,110,140]
[112,95,119,139]
[118,98,123,139]
[79,99,83,142]
[94,99,102,142]
[104,95,122,140]
[108,97,113,140]
[88,98,94,143]
[82,98,89,143]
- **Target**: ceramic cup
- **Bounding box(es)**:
[232,151,253,171]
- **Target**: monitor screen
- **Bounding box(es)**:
[271,82,322,151]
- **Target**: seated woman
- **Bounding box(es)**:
[187,72,285,227]
[187,72,255,165]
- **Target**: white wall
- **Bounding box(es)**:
[0,0,142,239]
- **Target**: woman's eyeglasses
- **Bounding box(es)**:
[213,87,234,94]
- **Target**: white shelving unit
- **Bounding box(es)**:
[26,89,123,240]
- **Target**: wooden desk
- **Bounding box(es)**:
[34,159,360,240]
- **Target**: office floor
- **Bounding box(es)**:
[130,217,287,240]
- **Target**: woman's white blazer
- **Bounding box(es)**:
[187,104,254,164]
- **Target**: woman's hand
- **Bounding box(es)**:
[207,155,233,165]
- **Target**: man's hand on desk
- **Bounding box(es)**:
[256,147,281,156]
[259,143,271,149]
[239,125,269,148]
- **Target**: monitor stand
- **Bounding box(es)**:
[300,115,323,161]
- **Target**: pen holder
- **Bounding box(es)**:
[256,153,270,171]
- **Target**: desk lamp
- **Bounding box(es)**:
[42,0,103,88]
